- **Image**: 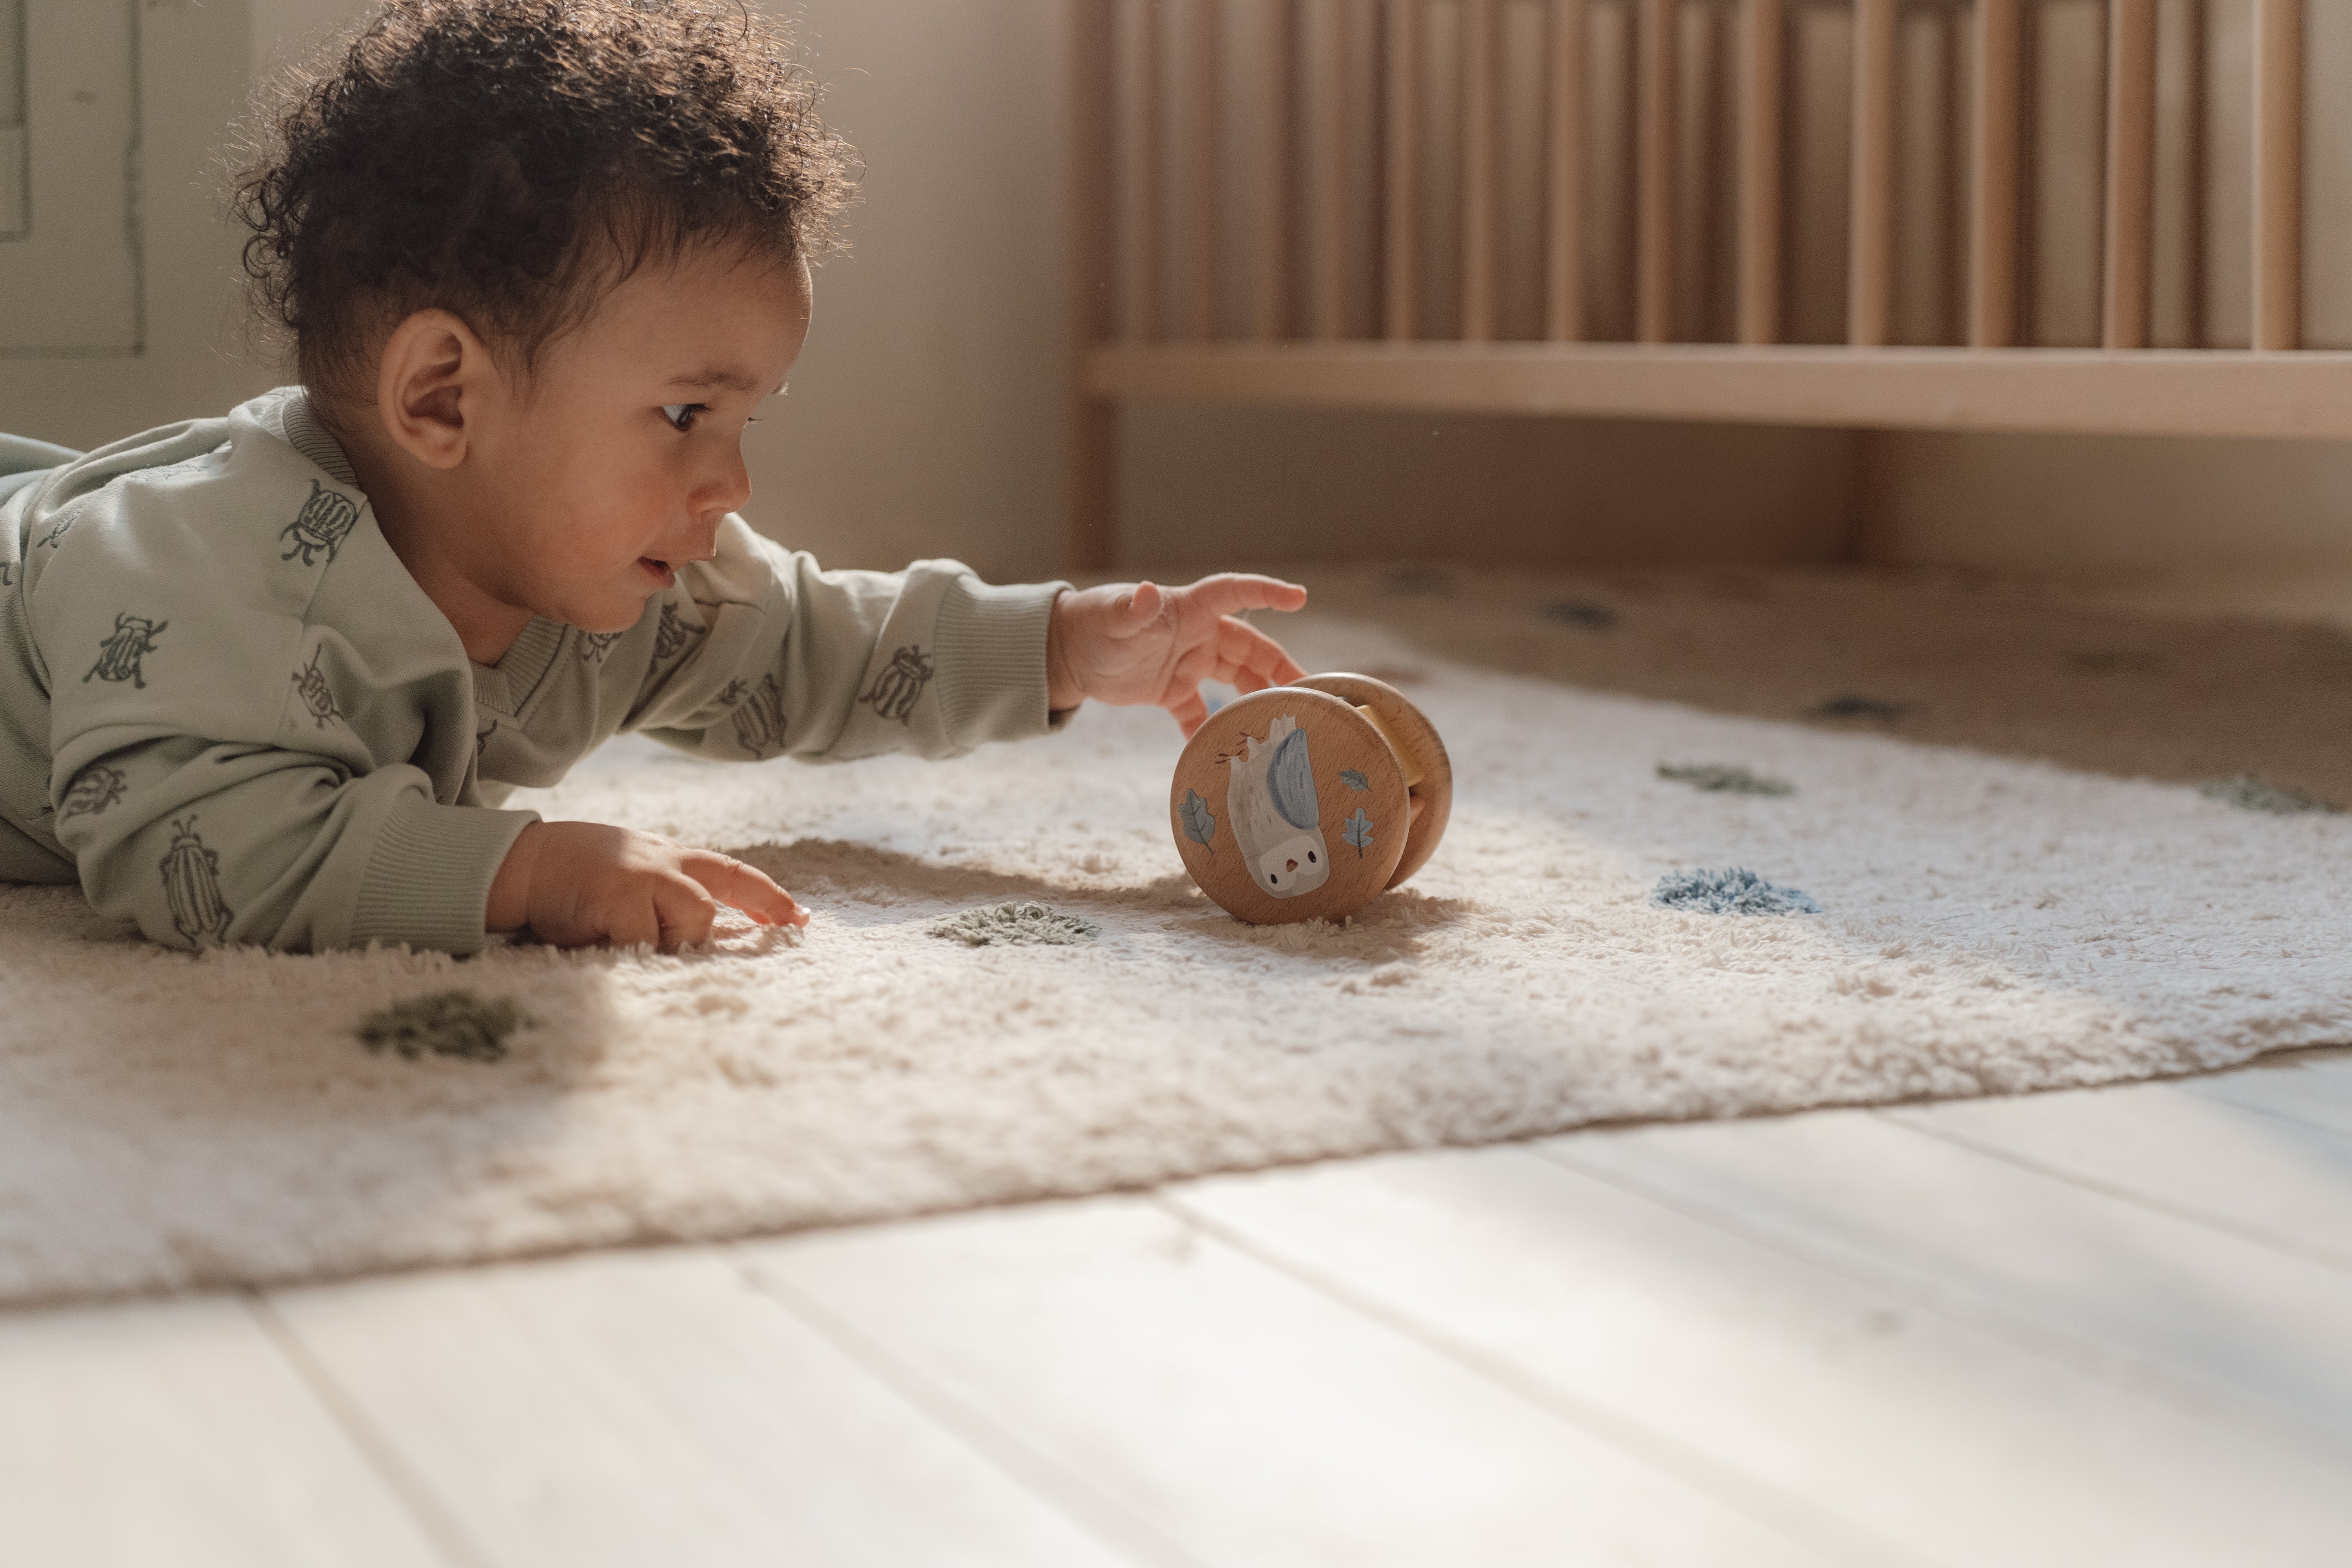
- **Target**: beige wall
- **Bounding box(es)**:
[1123,405,1857,567]
[1869,431,2352,570]
[1,1,2342,578]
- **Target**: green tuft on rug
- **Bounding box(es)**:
[928,902,1102,947]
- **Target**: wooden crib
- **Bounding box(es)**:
[1067,0,2352,567]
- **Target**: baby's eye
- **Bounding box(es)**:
[662,403,708,432]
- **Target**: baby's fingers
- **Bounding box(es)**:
[687,852,810,929]
[648,877,719,950]
[1165,684,1212,737]
[1176,573,1309,619]
[1213,615,1307,691]
[603,892,668,952]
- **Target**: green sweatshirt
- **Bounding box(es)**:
[0,388,1068,953]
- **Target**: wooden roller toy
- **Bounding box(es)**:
[1169,673,1453,924]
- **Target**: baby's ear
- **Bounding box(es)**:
[377,309,486,470]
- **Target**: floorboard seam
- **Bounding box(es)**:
[1152,1188,1922,1568]
[1527,1139,2352,1472]
[726,1247,1202,1568]
[243,1291,499,1568]
[1872,1109,2352,1275]
[2171,1084,2352,1149]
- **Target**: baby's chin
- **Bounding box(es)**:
[534,575,665,636]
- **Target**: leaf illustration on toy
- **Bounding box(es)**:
[1343,807,1374,857]
[1339,768,1370,791]
[1179,788,1217,852]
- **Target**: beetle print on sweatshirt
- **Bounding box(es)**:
[159,816,233,947]
[858,645,934,726]
[280,480,361,567]
[290,648,343,728]
[85,614,166,689]
[653,601,703,664]
[61,764,129,820]
[722,673,788,755]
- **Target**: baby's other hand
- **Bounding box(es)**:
[1047,573,1309,735]
[486,821,808,950]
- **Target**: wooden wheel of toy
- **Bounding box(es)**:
[1293,673,1452,890]
[1170,686,1411,924]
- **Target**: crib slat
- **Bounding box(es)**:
[1968,0,2021,348]
[1068,0,1119,568]
[1848,0,1897,347]
[2253,0,2302,352]
[1385,0,1421,339]
[1128,0,1167,342]
[1461,0,1500,343]
[1635,0,1676,344]
[1185,0,1224,340]
[1737,0,1784,346]
[1253,0,1295,339]
[2101,0,2156,350]
[2180,0,2209,350]
[1544,0,1588,342]
[1312,0,1349,339]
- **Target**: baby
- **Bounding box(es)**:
[0,0,1306,954]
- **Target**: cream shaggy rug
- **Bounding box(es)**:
[2,568,2348,1304]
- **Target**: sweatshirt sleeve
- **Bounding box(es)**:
[52,735,536,954]
[622,517,1073,764]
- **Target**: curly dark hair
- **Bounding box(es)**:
[234,0,855,406]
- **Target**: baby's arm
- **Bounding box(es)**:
[624,520,1067,766]
[486,820,806,949]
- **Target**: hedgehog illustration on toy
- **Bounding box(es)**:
[1223,714,1331,900]
[280,479,361,567]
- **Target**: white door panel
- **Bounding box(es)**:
[0,0,140,356]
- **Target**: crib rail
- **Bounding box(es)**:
[1069,0,2352,564]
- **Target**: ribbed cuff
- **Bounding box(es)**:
[932,576,1069,746]
[350,794,541,954]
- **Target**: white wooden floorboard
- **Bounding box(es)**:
[265,1245,1131,1568]
[0,1294,446,1568]
[1539,1110,2352,1470]
[1167,1143,2352,1568]
[741,1194,1844,1568]
[1881,1078,2352,1271]
[2176,1046,2352,1139]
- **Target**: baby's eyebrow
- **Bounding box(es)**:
[663,369,780,394]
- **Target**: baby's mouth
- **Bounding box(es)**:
[637,557,677,589]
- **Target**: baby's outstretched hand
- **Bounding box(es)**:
[1047,573,1309,735]
[486,821,808,950]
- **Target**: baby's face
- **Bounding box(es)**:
[462,246,812,634]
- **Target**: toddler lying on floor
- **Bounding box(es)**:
[0,0,1305,954]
